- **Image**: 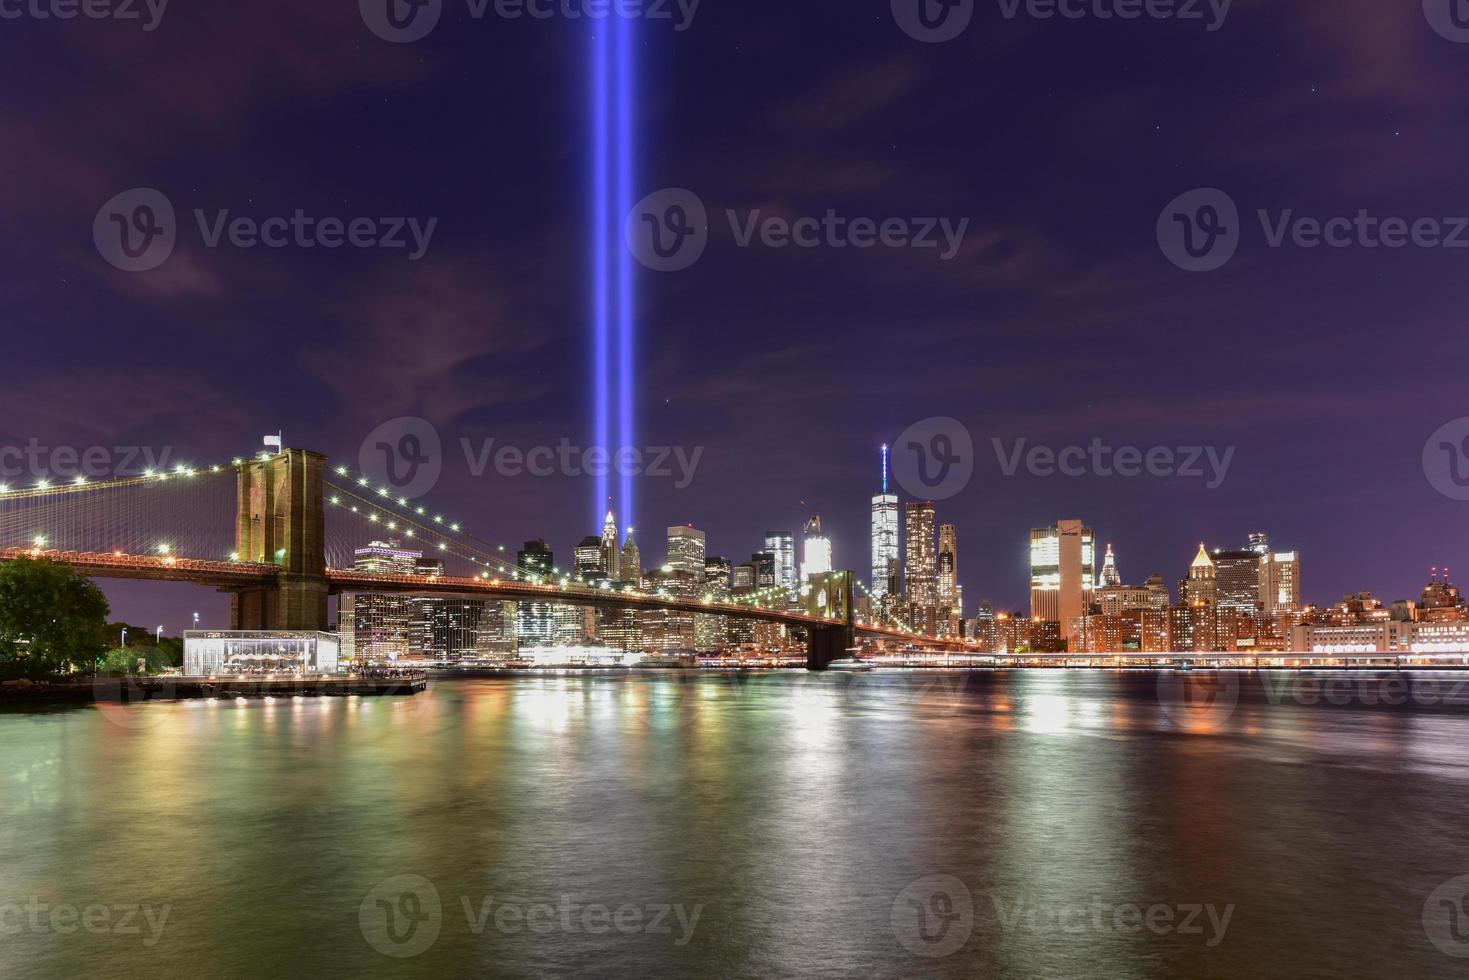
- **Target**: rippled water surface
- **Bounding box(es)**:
[5,670,1469,978]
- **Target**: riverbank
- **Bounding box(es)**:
[0,672,429,705]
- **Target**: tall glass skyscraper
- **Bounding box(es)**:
[764,531,797,592]
[904,501,937,607]
[871,444,899,600]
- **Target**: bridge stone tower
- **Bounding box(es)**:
[805,571,856,670]
[231,449,329,632]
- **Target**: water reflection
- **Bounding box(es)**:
[2,671,1469,978]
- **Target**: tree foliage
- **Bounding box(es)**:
[0,559,111,680]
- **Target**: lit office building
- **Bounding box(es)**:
[620,530,642,586]
[937,523,958,608]
[1261,549,1301,614]
[667,525,707,577]
[697,556,732,652]
[341,539,436,663]
[352,540,421,576]
[515,539,555,646]
[801,514,832,583]
[1214,547,1263,615]
[937,523,960,636]
[764,531,797,592]
[870,445,900,600]
[601,510,621,582]
[1182,544,1218,607]
[905,502,937,607]
[1029,520,1095,648]
[574,535,607,583]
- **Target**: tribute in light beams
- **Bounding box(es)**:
[590,17,637,532]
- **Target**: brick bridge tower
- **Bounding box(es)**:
[805,570,857,670]
[231,449,329,631]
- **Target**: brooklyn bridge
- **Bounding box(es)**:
[0,447,964,668]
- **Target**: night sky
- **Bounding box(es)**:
[3,0,1467,629]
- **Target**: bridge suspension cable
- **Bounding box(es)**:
[0,462,241,560]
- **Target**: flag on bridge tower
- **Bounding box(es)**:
[263,433,283,452]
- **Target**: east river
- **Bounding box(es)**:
[4,670,1469,978]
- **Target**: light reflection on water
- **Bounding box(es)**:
[2,670,1469,978]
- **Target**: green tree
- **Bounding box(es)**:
[0,558,111,680]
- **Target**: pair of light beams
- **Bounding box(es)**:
[592,17,636,531]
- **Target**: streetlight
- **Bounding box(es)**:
[120,628,128,648]
[193,612,200,630]
[156,626,164,645]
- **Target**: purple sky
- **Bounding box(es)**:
[2,0,1467,629]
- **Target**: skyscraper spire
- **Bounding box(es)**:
[601,507,621,582]
[1099,542,1121,588]
[881,443,889,495]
